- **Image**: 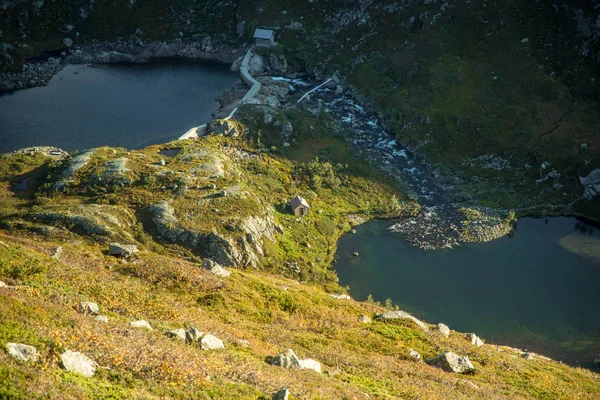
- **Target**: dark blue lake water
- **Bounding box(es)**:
[0,59,239,153]
[335,217,600,368]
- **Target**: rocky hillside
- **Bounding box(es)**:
[2,0,599,221]
[1,106,600,398]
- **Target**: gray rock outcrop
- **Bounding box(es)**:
[270,349,301,369]
[52,150,96,191]
[6,343,38,362]
[60,350,97,377]
[580,169,600,199]
[425,352,475,373]
[109,243,138,258]
[376,310,429,331]
[247,54,264,76]
[206,230,244,267]
[166,328,187,341]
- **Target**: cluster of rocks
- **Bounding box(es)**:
[269,348,322,374]
[76,301,109,322]
[6,342,97,377]
[165,327,224,350]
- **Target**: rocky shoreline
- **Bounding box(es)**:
[0,37,243,93]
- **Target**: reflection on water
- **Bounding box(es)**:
[335,217,600,369]
[0,59,239,153]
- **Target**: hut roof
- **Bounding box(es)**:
[290,196,310,209]
[253,29,275,40]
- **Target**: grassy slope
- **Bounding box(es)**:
[0,109,599,399]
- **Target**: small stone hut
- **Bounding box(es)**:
[253,29,276,46]
[289,196,310,217]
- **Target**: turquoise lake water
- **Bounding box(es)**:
[335,217,600,368]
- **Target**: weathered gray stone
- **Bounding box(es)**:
[200,334,224,350]
[109,243,138,258]
[60,350,97,377]
[376,310,429,331]
[130,320,152,330]
[248,53,264,76]
[425,352,474,373]
[299,358,322,373]
[63,38,73,47]
[201,259,231,277]
[409,349,421,362]
[466,333,484,347]
[166,328,186,341]
[437,323,450,337]
[186,327,204,343]
[270,349,301,369]
[77,301,99,315]
[272,388,291,400]
[6,343,38,362]
[94,315,108,323]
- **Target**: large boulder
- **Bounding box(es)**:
[298,358,322,373]
[130,320,152,330]
[270,349,301,369]
[6,343,38,362]
[199,334,224,350]
[437,323,450,337]
[60,350,97,377]
[376,310,429,331]
[425,352,474,373]
[247,53,264,76]
[109,243,138,258]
